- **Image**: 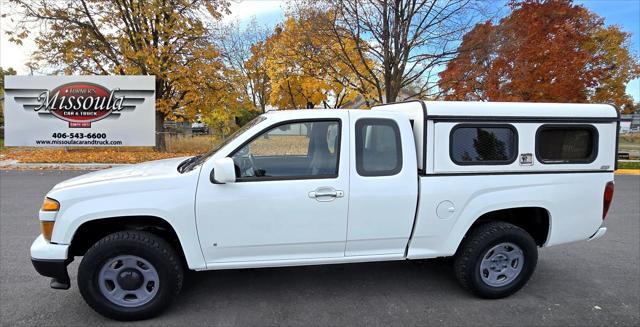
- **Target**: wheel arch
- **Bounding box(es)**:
[68,215,189,268]
[466,207,551,247]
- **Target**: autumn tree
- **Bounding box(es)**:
[258,9,378,109]
[322,0,482,103]
[280,4,381,108]
[439,0,640,113]
[0,67,18,127]
[197,68,254,138]
[8,0,231,150]
[285,6,379,108]
[245,40,272,112]
[584,25,640,113]
[262,20,328,109]
[211,18,271,112]
[263,17,346,109]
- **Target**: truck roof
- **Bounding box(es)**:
[414,101,618,118]
[268,101,618,119]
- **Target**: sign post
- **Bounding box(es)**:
[3,76,155,147]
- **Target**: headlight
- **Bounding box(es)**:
[40,198,59,241]
[41,198,60,211]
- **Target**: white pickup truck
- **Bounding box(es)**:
[31,101,618,320]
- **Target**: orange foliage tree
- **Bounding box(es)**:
[8,0,231,150]
[258,12,376,109]
[439,0,640,113]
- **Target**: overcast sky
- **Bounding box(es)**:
[1,0,638,101]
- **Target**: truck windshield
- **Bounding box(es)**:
[178,115,267,172]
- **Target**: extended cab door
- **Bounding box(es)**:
[195,112,350,266]
[345,111,418,256]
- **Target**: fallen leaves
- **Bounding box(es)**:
[0,148,198,164]
[0,135,220,164]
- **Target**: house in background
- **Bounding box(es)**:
[620,113,640,133]
[341,89,425,109]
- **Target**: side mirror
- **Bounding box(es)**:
[211,157,236,184]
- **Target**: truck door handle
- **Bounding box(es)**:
[308,187,344,202]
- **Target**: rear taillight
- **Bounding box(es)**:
[603,181,615,220]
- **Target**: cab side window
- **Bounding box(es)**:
[355,119,403,176]
[231,120,340,180]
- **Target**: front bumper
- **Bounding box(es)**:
[31,234,69,259]
[30,235,72,289]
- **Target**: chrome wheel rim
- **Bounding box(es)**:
[98,255,159,307]
[479,242,524,287]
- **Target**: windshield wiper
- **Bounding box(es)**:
[178,155,201,173]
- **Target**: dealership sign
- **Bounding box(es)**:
[34,82,126,128]
[4,76,155,146]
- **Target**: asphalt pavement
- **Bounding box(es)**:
[1,170,638,326]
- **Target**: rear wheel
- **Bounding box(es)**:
[454,221,538,298]
[78,231,183,320]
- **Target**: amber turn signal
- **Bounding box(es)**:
[41,198,60,211]
[40,221,55,241]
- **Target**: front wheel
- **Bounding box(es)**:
[78,231,184,321]
[454,221,538,298]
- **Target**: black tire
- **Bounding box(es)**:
[78,231,184,321]
[454,221,538,299]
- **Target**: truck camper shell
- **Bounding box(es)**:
[372,100,619,174]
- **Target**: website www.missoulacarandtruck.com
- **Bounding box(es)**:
[35,139,124,146]
[35,132,124,146]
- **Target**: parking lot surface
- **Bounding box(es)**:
[1,170,638,326]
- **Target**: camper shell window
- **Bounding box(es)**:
[536,125,598,164]
[449,124,518,165]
